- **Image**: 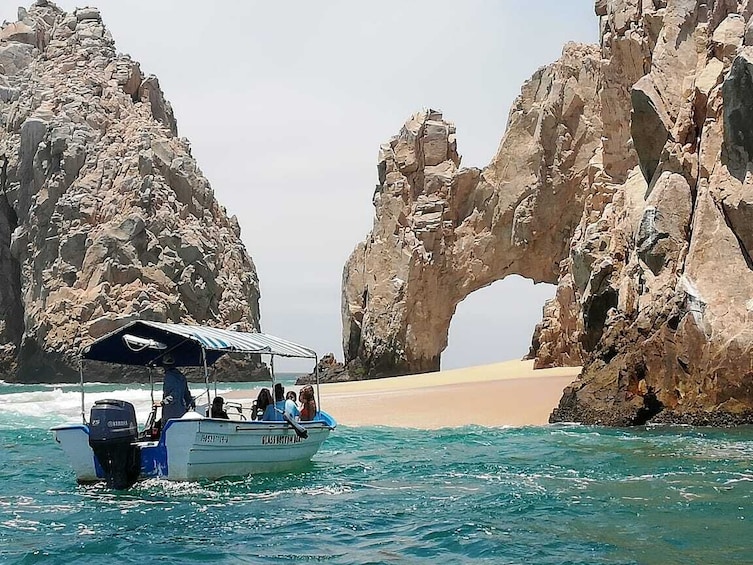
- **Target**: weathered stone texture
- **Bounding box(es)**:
[345,0,753,426]
[343,41,603,378]
[551,0,753,426]
[0,3,261,381]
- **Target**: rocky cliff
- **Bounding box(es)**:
[343,0,753,425]
[0,2,262,382]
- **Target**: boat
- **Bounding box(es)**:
[51,320,337,488]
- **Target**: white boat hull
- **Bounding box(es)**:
[52,414,334,483]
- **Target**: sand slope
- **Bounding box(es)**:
[317,360,580,428]
[225,360,580,429]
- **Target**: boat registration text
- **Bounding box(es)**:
[261,435,303,445]
[199,434,228,444]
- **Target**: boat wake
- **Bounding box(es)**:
[0,385,154,429]
[0,380,257,431]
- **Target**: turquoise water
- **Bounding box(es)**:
[1,382,752,564]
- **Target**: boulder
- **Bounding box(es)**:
[631,75,671,183]
[139,75,178,137]
[295,353,354,384]
[0,21,36,45]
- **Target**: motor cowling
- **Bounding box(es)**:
[88,399,140,489]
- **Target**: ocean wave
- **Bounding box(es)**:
[0,386,153,429]
[2,420,753,563]
[0,383,250,430]
[723,473,753,485]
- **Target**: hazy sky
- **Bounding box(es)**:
[6,1,598,371]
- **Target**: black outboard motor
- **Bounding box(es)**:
[88,399,140,489]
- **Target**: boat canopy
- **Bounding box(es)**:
[82,320,318,367]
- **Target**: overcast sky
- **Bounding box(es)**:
[6,1,598,371]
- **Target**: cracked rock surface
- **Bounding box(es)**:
[0,2,262,382]
[344,1,753,426]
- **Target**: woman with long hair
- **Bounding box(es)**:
[253,388,273,420]
[299,385,317,421]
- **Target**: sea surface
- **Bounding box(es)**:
[1,379,752,564]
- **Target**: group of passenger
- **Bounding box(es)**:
[207,384,317,422]
[251,383,317,422]
[155,354,318,423]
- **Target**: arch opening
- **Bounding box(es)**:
[442,275,556,370]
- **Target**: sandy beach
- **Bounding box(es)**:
[226,360,580,429]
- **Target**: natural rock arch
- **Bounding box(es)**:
[342,43,605,378]
[343,1,753,426]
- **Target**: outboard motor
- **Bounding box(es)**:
[88,399,140,489]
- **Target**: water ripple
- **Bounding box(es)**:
[1,402,752,563]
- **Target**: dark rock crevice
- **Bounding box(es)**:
[582,287,618,353]
[0,154,24,369]
[632,386,664,425]
[722,51,753,180]
[720,201,753,271]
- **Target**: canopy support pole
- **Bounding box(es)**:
[314,355,321,413]
[149,366,154,406]
[202,347,210,414]
[79,358,86,425]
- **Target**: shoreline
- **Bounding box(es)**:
[225,360,581,429]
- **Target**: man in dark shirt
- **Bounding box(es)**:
[210,396,229,419]
[159,353,194,421]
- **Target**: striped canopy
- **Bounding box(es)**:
[82,320,317,367]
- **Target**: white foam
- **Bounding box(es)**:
[0,384,240,429]
[0,386,155,427]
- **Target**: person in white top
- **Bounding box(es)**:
[262,383,300,420]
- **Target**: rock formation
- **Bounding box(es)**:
[344,0,753,425]
[343,42,603,378]
[0,2,262,382]
[295,353,351,384]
